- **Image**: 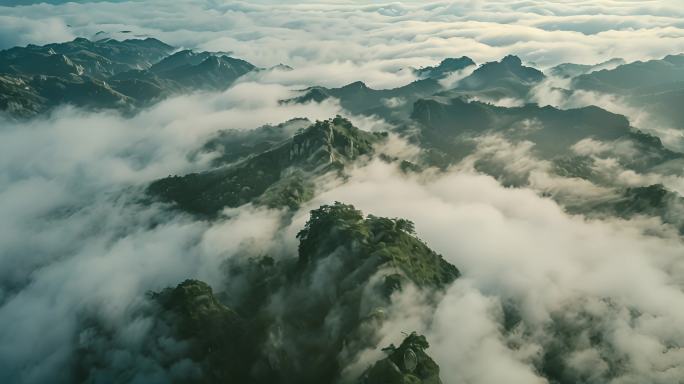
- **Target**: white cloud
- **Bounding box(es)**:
[1,2,684,383]
[0,80,350,383]
[0,15,73,48]
[2,0,683,86]
[300,159,684,383]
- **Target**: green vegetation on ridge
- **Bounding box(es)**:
[148,116,387,215]
[74,202,458,384]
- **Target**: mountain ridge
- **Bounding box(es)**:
[148,116,387,215]
[0,37,257,116]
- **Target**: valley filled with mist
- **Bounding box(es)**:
[2,1,684,383]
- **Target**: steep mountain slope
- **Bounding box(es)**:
[5,34,684,384]
[267,203,458,383]
[0,37,174,78]
[289,56,547,122]
[288,78,444,121]
[413,56,475,79]
[549,58,626,78]
[200,118,312,167]
[564,55,684,132]
[149,49,216,73]
[360,332,442,384]
[587,184,684,233]
[74,279,265,384]
[0,75,47,116]
[108,53,256,103]
[410,96,684,227]
[75,203,458,384]
[151,54,256,89]
[411,97,679,169]
[0,38,257,116]
[627,83,684,131]
[573,54,684,93]
[443,55,545,100]
[286,56,478,121]
[148,116,387,215]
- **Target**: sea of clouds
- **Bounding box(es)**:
[2,0,684,86]
[1,1,684,383]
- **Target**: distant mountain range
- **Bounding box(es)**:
[2,36,683,131]
[0,37,257,116]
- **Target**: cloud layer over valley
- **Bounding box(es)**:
[1,1,684,384]
[2,0,684,87]
[304,159,684,383]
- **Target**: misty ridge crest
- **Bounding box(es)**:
[1,27,684,384]
[148,116,386,216]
